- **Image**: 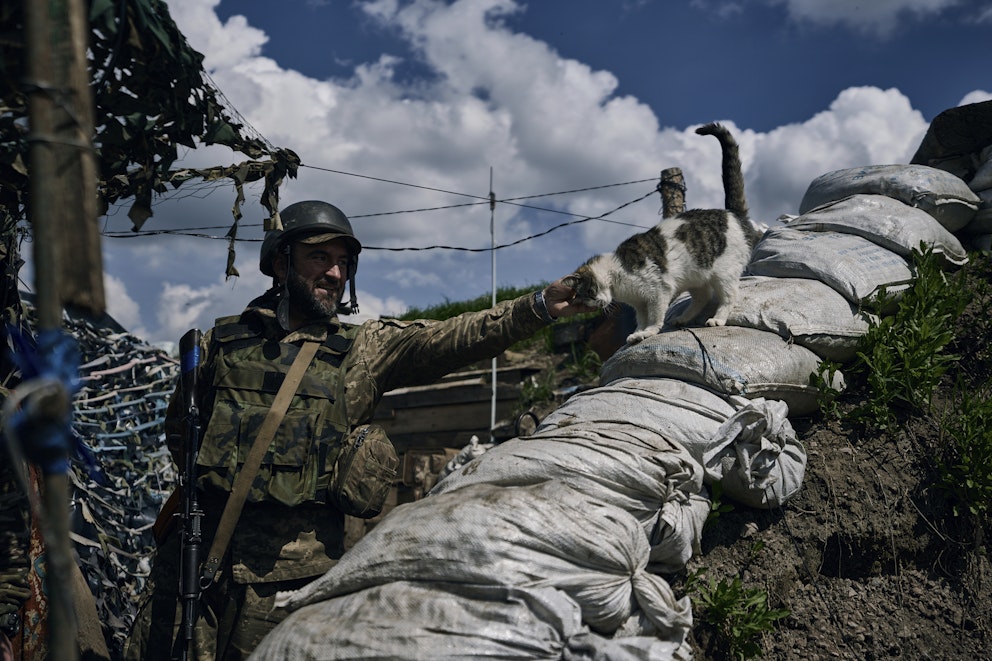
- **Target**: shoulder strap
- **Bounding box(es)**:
[199,340,320,585]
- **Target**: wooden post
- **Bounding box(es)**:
[25,0,104,322]
[660,167,686,218]
[24,0,101,658]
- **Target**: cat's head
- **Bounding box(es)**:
[563,260,612,310]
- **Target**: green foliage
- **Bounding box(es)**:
[937,383,992,518]
[705,480,735,529]
[686,566,790,660]
[848,245,970,430]
[567,344,602,383]
[519,370,557,410]
[812,360,844,419]
[395,284,544,321]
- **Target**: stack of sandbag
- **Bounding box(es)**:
[746,166,971,324]
[260,479,695,660]
[600,161,973,510]
[910,99,992,251]
[796,164,980,232]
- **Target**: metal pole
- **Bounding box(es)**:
[489,168,497,442]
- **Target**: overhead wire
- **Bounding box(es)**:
[101,163,662,252]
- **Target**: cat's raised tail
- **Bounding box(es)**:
[695,122,750,223]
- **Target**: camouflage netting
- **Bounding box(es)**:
[58,304,178,658]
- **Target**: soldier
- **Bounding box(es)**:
[124,200,592,660]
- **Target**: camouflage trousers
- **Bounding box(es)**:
[123,531,310,661]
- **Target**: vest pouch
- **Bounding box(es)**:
[197,401,319,506]
[330,424,398,519]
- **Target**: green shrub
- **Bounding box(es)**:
[686,566,789,660]
[938,383,992,518]
[518,370,557,410]
[848,245,970,429]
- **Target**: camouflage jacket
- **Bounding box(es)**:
[164,288,550,583]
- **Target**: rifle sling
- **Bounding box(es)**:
[200,340,320,586]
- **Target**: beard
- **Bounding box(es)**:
[286,269,342,320]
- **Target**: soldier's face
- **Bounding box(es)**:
[282,239,351,318]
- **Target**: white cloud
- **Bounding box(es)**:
[959,90,992,106]
[170,0,269,71]
[748,87,928,219]
[383,267,445,289]
[351,291,410,321]
[103,274,144,335]
[767,0,964,35]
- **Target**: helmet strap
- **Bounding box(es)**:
[276,247,293,330]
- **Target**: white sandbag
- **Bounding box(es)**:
[702,397,806,509]
[276,481,691,637]
[747,227,913,306]
[538,377,736,444]
[785,194,968,268]
[431,434,703,543]
[600,327,844,416]
[252,581,692,661]
[798,164,981,232]
[539,378,808,510]
[432,385,710,573]
[667,276,874,362]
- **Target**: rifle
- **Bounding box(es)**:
[172,328,204,661]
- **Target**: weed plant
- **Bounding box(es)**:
[938,383,992,517]
[704,481,734,529]
[686,565,789,660]
[847,245,970,430]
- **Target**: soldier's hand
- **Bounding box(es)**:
[541,277,594,319]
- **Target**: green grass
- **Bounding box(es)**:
[393,284,546,321]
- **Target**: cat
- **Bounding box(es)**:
[565,122,761,344]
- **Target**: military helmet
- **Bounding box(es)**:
[260,200,362,314]
[259,200,361,276]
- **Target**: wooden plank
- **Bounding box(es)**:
[376,399,517,435]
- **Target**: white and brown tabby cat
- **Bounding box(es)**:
[566,122,761,344]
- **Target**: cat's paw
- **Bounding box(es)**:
[704,317,727,327]
[626,327,661,344]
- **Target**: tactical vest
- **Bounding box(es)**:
[195,315,359,506]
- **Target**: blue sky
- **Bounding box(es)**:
[84,0,991,345]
